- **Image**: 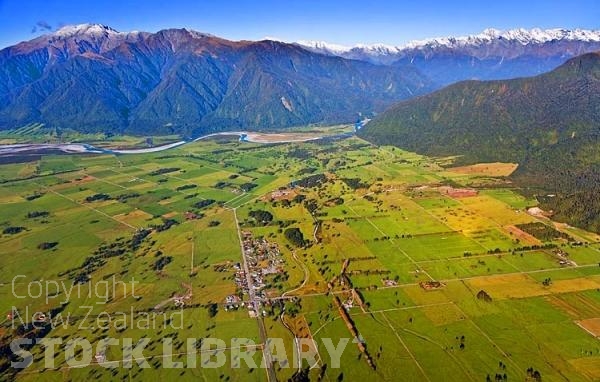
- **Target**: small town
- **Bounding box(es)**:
[225,232,285,317]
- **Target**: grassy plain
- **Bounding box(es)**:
[0,129,599,381]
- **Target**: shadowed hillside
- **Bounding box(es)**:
[0,25,432,135]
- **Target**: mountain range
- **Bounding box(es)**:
[2,25,600,135]
[359,52,600,232]
[0,24,431,135]
[298,28,600,84]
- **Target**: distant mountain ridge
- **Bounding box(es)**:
[298,28,600,58]
[297,28,600,84]
[359,52,600,232]
[0,24,432,135]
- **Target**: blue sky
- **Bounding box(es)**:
[0,0,598,48]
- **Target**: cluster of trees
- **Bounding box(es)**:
[249,210,273,225]
[342,178,370,190]
[510,243,557,252]
[151,218,179,232]
[175,184,197,191]
[327,197,344,205]
[115,193,140,202]
[0,304,59,375]
[284,299,303,317]
[3,226,25,234]
[284,228,308,248]
[295,174,327,188]
[24,192,44,201]
[183,193,198,200]
[287,149,311,159]
[37,241,58,250]
[515,222,572,242]
[153,256,173,271]
[214,181,230,189]
[303,199,319,215]
[193,199,216,209]
[524,139,600,234]
[148,167,180,176]
[240,182,258,192]
[131,229,152,250]
[289,367,310,382]
[85,193,111,202]
[297,166,318,175]
[26,211,49,219]
[486,374,508,382]
[71,229,151,284]
[456,335,466,350]
[293,194,306,204]
[526,367,542,381]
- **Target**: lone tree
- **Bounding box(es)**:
[477,290,493,302]
[38,242,58,250]
[207,303,218,318]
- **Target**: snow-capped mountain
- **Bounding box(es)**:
[401,28,600,52]
[53,23,123,38]
[296,41,401,56]
[298,28,600,61]
[5,23,149,60]
[295,40,402,64]
[297,28,600,84]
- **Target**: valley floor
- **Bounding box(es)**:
[0,132,599,381]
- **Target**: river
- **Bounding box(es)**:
[0,131,332,157]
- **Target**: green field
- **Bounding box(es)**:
[0,132,599,381]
